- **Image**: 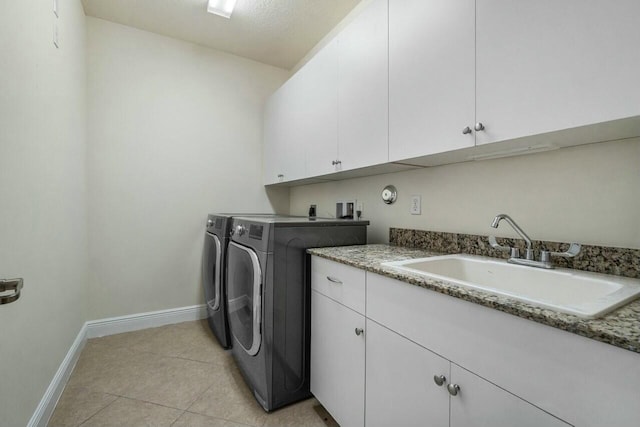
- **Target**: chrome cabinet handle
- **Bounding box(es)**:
[331,160,342,166]
[474,122,485,131]
[326,276,343,285]
[0,278,24,305]
[462,126,472,135]
[433,375,446,386]
[447,383,461,396]
[355,328,364,336]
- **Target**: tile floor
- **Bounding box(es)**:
[48,320,335,427]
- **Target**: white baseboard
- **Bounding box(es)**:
[28,304,208,427]
[27,323,88,427]
[86,304,207,338]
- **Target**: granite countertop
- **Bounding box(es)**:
[307,244,640,354]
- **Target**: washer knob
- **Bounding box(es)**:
[235,225,247,236]
[207,219,214,227]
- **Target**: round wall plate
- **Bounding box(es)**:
[381,185,397,204]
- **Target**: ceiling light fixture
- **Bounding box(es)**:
[207,0,237,19]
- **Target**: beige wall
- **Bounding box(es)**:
[290,138,640,249]
[86,18,290,319]
[0,1,89,425]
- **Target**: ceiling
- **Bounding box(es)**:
[81,0,362,70]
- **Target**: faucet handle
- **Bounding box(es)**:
[550,243,581,258]
[488,235,511,252]
[540,243,581,263]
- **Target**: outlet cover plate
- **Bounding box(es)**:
[410,195,421,215]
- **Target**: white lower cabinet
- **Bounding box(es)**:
[449,364,569,427]
[310,290,365,427]
[365,320,449,427]
[365,320,568,427]
[366,272,640,427]
[311,257,640,426]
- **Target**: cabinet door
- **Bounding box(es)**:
[365,320,449,427]
[476,0,640,146]
[388,0,475,162]
[311,291,365,427]
[338,0,388,171]
[303,39,339,178]
[263,73,306,184]
[449,364,571,427]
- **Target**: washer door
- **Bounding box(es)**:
[202,233,222,311]
[227,241,262,356]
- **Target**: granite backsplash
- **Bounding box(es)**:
[389,228,640,279]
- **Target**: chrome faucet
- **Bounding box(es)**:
[491,214,534,260]
[489,213,581,269]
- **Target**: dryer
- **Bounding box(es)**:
[226,216,368,411]
[202,213,283,348]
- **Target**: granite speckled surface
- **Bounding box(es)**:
[390,228,640,279]
[307,244,640,354]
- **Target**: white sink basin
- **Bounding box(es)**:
[382,254,640,319]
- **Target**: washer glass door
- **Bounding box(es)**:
[227,241,262,356]
[202,232,222,311]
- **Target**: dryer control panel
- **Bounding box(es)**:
[249,225,264,240]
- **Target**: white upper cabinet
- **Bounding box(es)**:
[264,0,640,184]
[475,0,640,146]
[337,0,389,171]
[388,0,476,162]
[303,39,339,178]
[263,72,306,185]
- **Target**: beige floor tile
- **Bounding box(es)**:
[122,353,219,410]
[48,386,118,427]
[128,321,229,364]
[172,319,208,330]
[56,322,329,426]
[79,397,182,427]
[66,343,150,395]
[87,327,158,351]
[187,365,268,427]
[261,398,327,427]
[173,412,253,427]
[68,340,217,410]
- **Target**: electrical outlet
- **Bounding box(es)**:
[410,195,421,215]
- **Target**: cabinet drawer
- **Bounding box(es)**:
[311,256,366,314]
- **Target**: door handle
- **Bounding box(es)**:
[0,278,24,305]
